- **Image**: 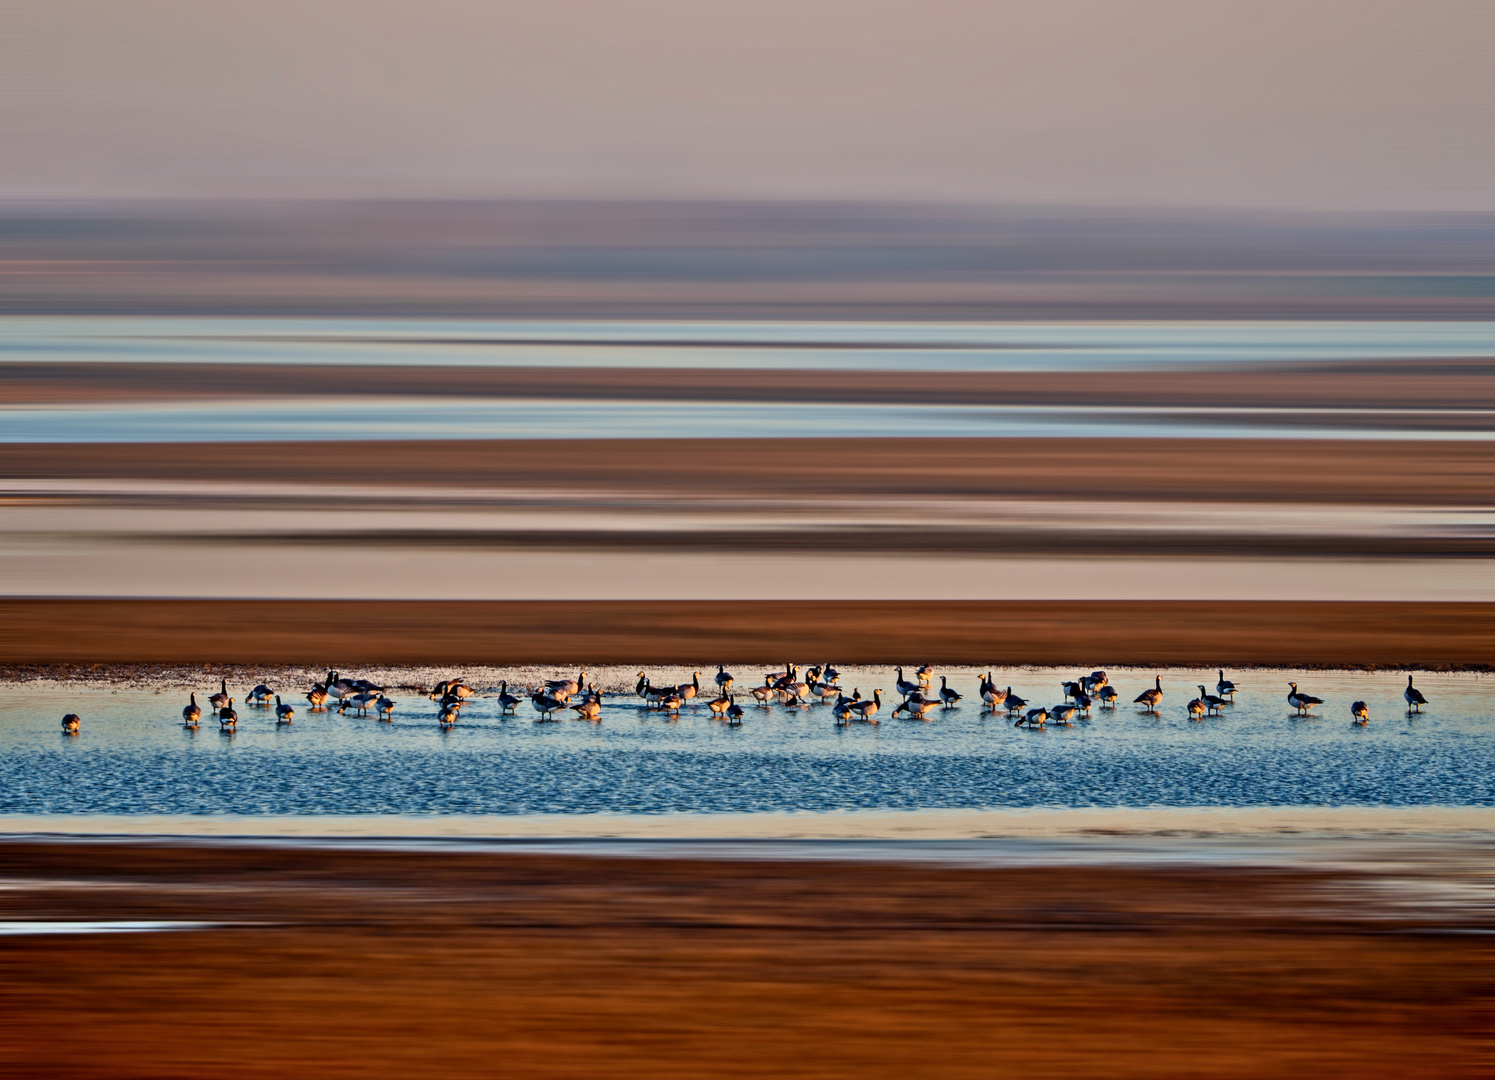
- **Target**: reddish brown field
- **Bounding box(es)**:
[0,841,1486,1079]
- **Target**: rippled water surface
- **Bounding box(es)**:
[2,668,1490,814]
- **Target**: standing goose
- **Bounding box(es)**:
[677,672,702,703]
[275,695,294,724]
[247,683,274,706]
[61,713,81,734]
[1061,680,1084,702]
[547,671,585,698]
[939,676,962,708]
[305,684,329,711]
[218,698,238,729]
[531,692,564,720]
[1134,676,1163,712]
[707,693,732,718]
[1003,690,1028,715]
[497,681,522,715]
[979,673,1006,711]
[850,690,882,724]
[349,691,380,717]
[1081,670,1109,695]
[916,664,934,686]
[439,701,459,727]
[1016,707,1048,728]
[1351,700,1369,725]
[1216,670,1238,700]
[1196,685,1228,716]
[893,696,940,720]
[895,667,922,699]
[208,678,230,711]
[1186,697,1206,720]
[1048,703,1078,725]
[1287,682,1323,716]
[1404,676,1428,713]
[1072,691,1093,714]
[1097,685,1119,708]
[182,693,202,728]
[750,678,775,707]
[571,691,603,722]
[659,690,684,716]
[715,666,735,693]
[725,697,744,725]
[375,696,396,721]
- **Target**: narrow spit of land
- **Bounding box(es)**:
[2,599,1492,666]
[0,840,1485,1080]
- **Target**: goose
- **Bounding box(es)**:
[677,672,702,703]
[439,701,459,726]
[1016,707,1048,728]
[305,684,329,711]
[1216,670,1238,700]
[1196,685,1228,716]
[812,680,843,704]
[1351,700,1369,725]
[442,680,475,701]
[182,692,202,727]
[707,693,732,718]
[978,673,1004,710]
[275,695,294,724]
[350,678,385,694]
[1097,685,1119,708]
[376,696,395,721]
[572,692,603,722]
[715,666,735,693]
[725,698,744,725]
[1287,682,1323,716]
[750,678,776,707]
[1081,670,1109,694]
[1187,697,1206,720]
[247,683,274,706]
[218,698,237,729]
[833,689,862,723]
[428,678,457,700]
[893,696,940,720]
[1003,690,1028,715]
[531,692,565,720]
[939,676,962,708]
[659,690,684,716]
[349,691,380,717]
[208,678,230,711]
[821,664,841,684]
[1048,703,1078,725]
[1061,680,1084,702]
[849,690,882,723]
[61,713,80,734]
[326,672,359,703]
[1134,676,1163,712]
[780,674,811,705]
[916,664,934,685]
[496,681,521,714]
[1404,675,1428,713]
[548,671,585,698]
[1072,691,1093,713]
[895,667,922,699]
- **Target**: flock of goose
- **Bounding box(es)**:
[58,666,1434,733]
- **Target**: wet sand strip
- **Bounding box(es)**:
[0,839,1484,1079]
[4,438,1493,504]
[6,361,1495,410]
[2,599,1491,666]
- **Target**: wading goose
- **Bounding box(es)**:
[305,684,329,711]
[821,664,841,684]
[659,690,684,716]
[376,696,395,720]
[677,672,702,703]
[833,690,862,723]
[1097,685,1119,708]
[1187,697,1206,720]
[812,680,842,704]
[1287,682,1323,716]
[349,691,380,717]
[850,690,882,724]
[1196,685,1228,716]
[496,681,521,714]
[275,695,294,724]
[939,677,962,708]
[715,666,734,693]
[750,678,775,707]
[182,693,202,727]
[916,664,934,685]
[707,693,732,718]
[208,679,230,711]
[61,713,80,734]
[531,692,565,720]
[895,667,922,699]
[1134,677,1163,712]
[1404,676,1428,713]
[247,683,274,706]
[572,692,603,722]
[1216,670,1238,699]
[327,673,359,703]
[893,696,939,720]
[1072,691,1093,713]
[1003,690,1028,715]
[1351,700,1369,724]
[1061,680,1084,702]
[1082,671,1109,694]
[725,697,744,725]
[979,673,1005,710]
[218,699,237,729]
[439,701,459,727]
[548,671,585,698]
[1048,703,1078,725]
[1016,707,1048,728]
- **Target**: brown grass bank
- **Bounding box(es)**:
[1,599,1491,666]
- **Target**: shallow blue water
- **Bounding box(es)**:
[2,669,1489,814]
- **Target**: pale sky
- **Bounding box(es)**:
[4,0,1494,210]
